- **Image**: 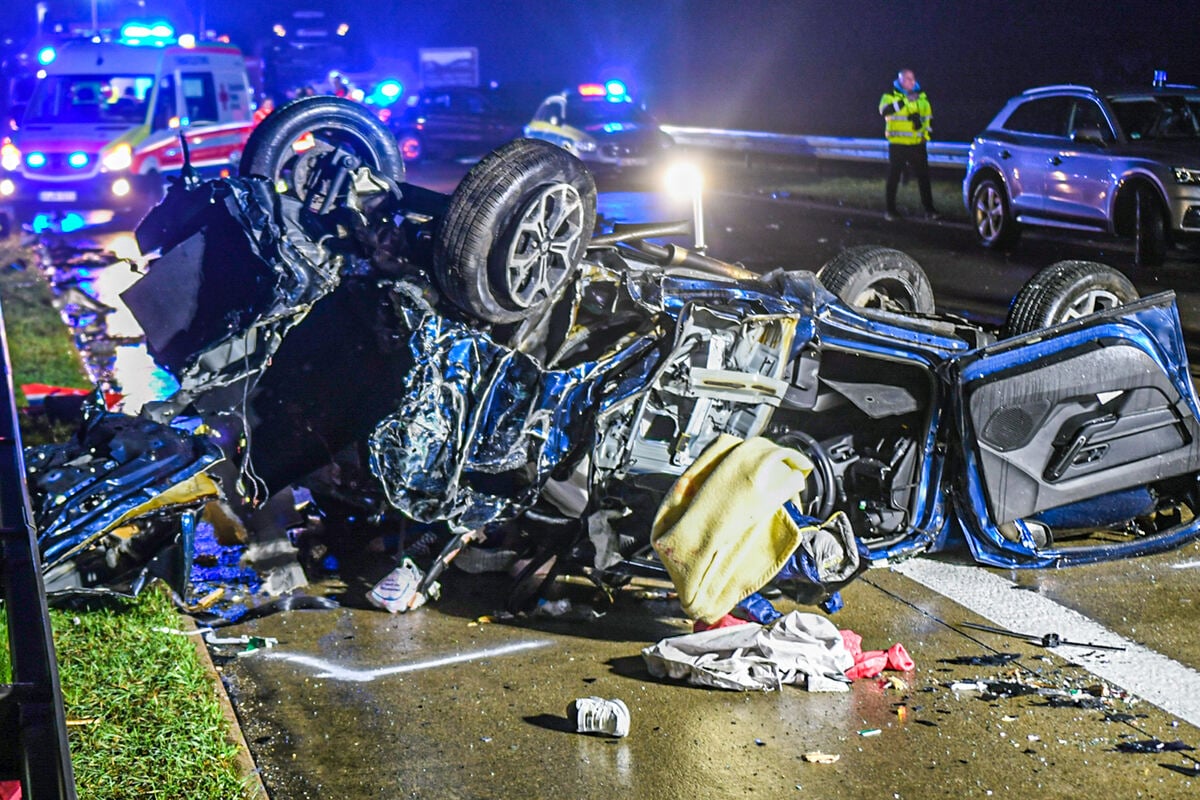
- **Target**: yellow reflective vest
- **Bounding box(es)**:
[879,89,932,145]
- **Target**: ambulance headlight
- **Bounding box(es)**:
[1,142,20,172]
[102,144,132,171]
[111,178,131,197]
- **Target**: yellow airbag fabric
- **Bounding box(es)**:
[652,434,813,623]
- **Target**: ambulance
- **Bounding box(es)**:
[0,33,256,228]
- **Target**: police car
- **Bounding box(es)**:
[523,81,673,170]
[0,24,256,230]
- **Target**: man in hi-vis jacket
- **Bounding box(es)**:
[879,69,939,221]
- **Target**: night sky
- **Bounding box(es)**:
[8,1,1200,141]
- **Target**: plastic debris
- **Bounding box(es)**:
[366,557,439,613]
[940,653,1020,667]
[841,629,914,680]
[568,697,630,737]
[1116,738,1194,753]
[802,752,840,764]
[858,728,882,737]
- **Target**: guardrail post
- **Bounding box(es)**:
[0,296,77,799]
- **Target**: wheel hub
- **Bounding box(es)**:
[504,182,585,309]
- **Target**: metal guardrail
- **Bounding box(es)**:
[0,298,77,799]
[659,125,970,168]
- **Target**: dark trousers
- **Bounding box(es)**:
[886,142,934,213]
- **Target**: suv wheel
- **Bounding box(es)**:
[434,138,597,324]
[816,246,935,314]
[971,177,1020,248]
[239,96,405,208]
[1004,260,1137,337]
[1132,185,1169,267]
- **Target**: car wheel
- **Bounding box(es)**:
[398,133,423,162]
[1004,260,1138,337]
[770,431,836,521]
[816,246,935,314]
[971,177,1020,248]
[1133,185,1169,267]
[434,138,597,324]
[239,96,404,206]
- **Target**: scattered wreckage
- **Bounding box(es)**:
[26,96,1200,620]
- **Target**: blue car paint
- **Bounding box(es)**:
[946,292,1200,567]
[599,272,1200,569]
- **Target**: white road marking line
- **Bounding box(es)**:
[259,639,552,683]
[894,558,1200,728]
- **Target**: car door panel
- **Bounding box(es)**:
[958,293,1200,524]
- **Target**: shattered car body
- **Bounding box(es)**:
[29,96,1200,614]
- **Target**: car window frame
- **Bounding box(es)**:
[1067,98,1116,143]
[1000,95,1074,138]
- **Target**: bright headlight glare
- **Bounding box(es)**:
[575,140,597,153]
[111,178,131,197]
[0,179,14,196]
[665,161,704,198]
[0,142,19,171]
[102,144,132,171]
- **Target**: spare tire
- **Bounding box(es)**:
[816,246,935,314]
[1004,260,1137,338]
[434,138,596,324]
[239,96,404,204]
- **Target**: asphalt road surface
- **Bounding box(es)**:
[193,160,1200,799]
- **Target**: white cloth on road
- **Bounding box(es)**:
[641,610,854,692]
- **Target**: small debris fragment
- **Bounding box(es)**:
[940,653,1020,667]
[1116,739,1194,754]
[858,728,882,738]
[755,738,766,746]
[568,697,630,738]
[802,752,840,764]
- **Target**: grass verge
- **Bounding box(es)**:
[0,591,249,798]
[0,237,251,797]
[709,156,969,221]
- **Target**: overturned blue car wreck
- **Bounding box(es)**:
[28,96,1200,620]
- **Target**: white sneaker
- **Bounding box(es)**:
[568,696,630,737]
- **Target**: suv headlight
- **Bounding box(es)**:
[102,143,132,171]
[1173,166,1200,184]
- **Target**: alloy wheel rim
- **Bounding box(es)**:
[504,183,585,308]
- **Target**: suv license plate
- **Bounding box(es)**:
[38,190,77,202]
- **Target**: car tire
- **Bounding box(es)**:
[434,138,597,324]
[1004,260,1138,337]
[971,177,1020,249]
[1133,185,1169,267]
[239,95,404,199]
[816,246,935,314]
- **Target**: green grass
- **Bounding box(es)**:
[0,242,90,395]
[0,238,252,797]
[0,591,250,798]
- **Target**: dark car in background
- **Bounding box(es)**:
[524,82,674,172]
[387,86,524,161]
[964,79,1200,265]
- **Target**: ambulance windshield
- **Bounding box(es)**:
[24,74,156,124]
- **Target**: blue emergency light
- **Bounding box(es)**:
[36,46,56,66]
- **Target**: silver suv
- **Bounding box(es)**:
[964,81,1200,265]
